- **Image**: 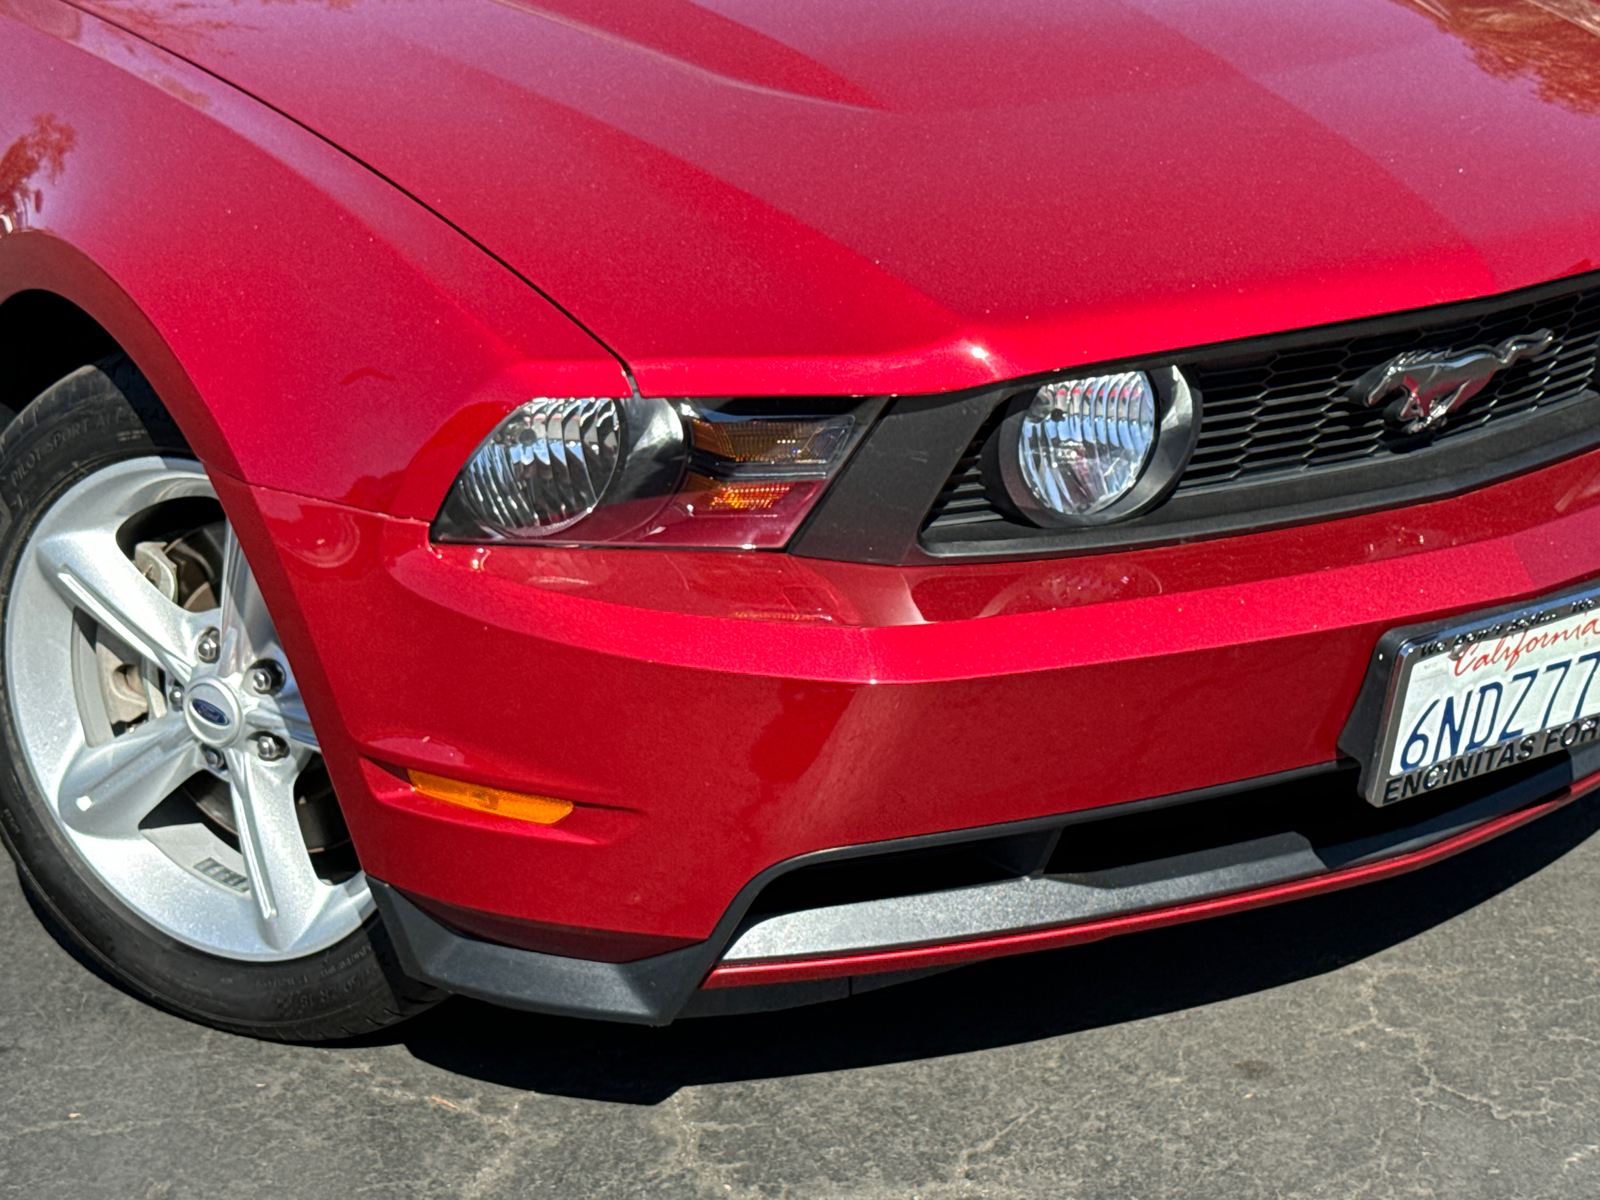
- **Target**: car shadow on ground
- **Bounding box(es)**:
[393,791,1600,1105]
[18,787,1598,1106]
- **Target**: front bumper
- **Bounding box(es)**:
[214,445,1600,1021]
[369,753,1600,1023]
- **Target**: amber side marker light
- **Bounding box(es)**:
[407,770,574,825]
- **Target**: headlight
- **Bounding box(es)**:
[996,366,1197,526]
[434,395,879,549]
[1016,372,1156,516]
[441,395,686,543]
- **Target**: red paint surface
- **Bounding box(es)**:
[0,0,629,518]
[202,450,1600,943]
[5,0,1600,969]
[703,775,1596,987]
[51,0,1600,401]
[6,0,1600,506]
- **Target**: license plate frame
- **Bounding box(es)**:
[1346,583,1600,806]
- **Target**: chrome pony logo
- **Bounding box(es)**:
[1344,329,1553,435]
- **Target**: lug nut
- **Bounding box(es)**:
[248,660,285,695]
[202,746,226,771]
[167,684,184,707]
[255,733,289,762]
[196,628,220,664]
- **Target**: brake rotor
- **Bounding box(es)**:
[98,529,352,861]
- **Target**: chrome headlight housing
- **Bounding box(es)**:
[439,394,687,543]
[995,365,1198,527]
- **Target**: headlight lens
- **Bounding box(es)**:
[997,367,1195,528]
[439,394,686,543]
[452,397,623,535]
[1016,372,1156,517]
[434,396,877,549]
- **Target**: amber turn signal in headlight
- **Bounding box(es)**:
[408,770,574,825]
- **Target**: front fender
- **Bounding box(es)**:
[0,0,630,520]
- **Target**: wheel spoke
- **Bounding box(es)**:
[248,692,321,753]
[56,713,202,837]
[278,693,321,753]
[226,748,326,951]
[217,527,277,674]
[35,530,205,685]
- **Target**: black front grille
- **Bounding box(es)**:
[922,276,1600,536]
[921,405,1010,529]
[1182,288,1600,490]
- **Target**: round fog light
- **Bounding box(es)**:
[997,367,1197,527]
[1019,372,1155,516]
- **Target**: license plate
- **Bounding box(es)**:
[1364,588,1600,805]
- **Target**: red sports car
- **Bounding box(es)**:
[4,0,1600,1040]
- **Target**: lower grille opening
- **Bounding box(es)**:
[745,830,1050,918]
[1045,757,1554,882]
[736,756,1568,941]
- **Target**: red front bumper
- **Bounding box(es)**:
[214,446,1600,969]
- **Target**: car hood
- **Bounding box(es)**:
[69,0,1600,395]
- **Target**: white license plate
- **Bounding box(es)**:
[1367,589,1600,804]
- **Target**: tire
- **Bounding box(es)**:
[0,356,441,1040]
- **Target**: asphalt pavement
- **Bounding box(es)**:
[6,791,1600,1199]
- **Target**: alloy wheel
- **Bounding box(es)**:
[5,457,370,961]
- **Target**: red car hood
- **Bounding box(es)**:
[71,0,1600,395]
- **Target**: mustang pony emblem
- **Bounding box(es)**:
[1345,329,1553,435]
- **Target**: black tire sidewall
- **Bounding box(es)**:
[0,358,433,1040]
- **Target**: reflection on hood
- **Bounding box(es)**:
[1402,0,1600,113]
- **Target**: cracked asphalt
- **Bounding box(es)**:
[7,792,1600,1199]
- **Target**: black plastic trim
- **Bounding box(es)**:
[675,965,957,1019]
[920,391,1600,561]
[719,754,1595,967]
[787,383,1008,564]
[1317,755,1589,869]
[792,269,1600,565]
[370,882,721,1025]
[371,745,1591,1022]
[370,761,1343,1024]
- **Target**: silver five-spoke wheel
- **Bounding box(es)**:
[6,456,370,960]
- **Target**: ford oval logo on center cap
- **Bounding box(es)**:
[190,698,231,727]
